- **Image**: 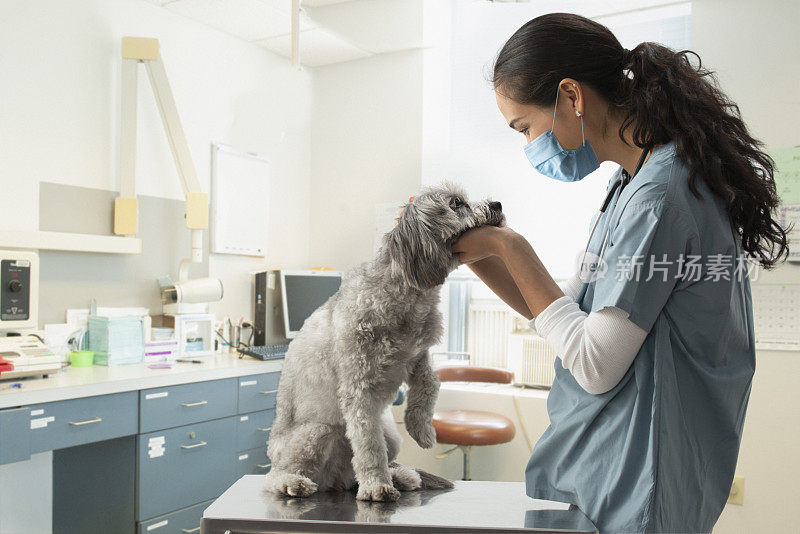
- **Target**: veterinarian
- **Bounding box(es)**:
[449,13,787,533]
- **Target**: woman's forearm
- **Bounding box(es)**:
[467,255,533,319]
[496,232,564,317]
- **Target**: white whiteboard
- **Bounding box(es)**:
[210,144,269,256]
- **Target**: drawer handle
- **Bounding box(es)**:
[69,417,102,426]
[259,389,278,395]
[181,441,208,450]
[256,463,271,469]
[180,400,208,407]
[181,528,200,533]
[257,426,272,432]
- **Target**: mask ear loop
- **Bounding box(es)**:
[553,83,586,146]
[551,84,559,132]
[572,83,586,147]
[580,114,586,147]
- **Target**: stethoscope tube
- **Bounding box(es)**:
[580,147,652,277]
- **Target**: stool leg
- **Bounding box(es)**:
[461,446,472,481]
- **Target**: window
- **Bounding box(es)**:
[426,1,692,366]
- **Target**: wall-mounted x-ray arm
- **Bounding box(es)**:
[115,37,208,282]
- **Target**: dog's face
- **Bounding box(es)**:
[383,182,506,290]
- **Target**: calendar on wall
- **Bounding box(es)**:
[751,283,800,351]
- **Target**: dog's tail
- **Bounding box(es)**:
[414,468,454,490]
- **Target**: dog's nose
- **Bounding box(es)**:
[489,201,502,212]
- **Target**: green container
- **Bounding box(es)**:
[69,350,94,367]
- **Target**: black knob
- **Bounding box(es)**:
[8,280,22,293]
[489,201,502,212]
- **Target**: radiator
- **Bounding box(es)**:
[466,303,515,368]
[507,333,557,388]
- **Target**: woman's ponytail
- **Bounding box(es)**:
[617,42,787,266]
[493,14,788,268]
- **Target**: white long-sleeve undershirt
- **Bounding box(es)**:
[530,275,648,395]
[557,272,584,301]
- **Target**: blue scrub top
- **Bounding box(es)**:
[525,141,755,533]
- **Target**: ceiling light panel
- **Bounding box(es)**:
[165,0,314,41]
[301,0,355,7]
[255,27,371,67]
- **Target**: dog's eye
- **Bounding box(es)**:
[449,198,464,211]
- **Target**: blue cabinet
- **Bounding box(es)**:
[235,447,271,478]
[235,409,274,452]
[137,498,213,534]
[137,416,238,521]
[0,406,30,465]
[139,378,238,433]
[136,372,279,524]
[237,372,280,413]
[30,391,138,453]
[0,369,279,532]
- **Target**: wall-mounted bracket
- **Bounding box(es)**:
[116,37,209,280]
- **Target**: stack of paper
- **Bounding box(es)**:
[88,315,145,365]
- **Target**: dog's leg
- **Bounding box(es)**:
[340,386,401,502]
[264,470,318,498]
[381,408,402,463]
[264,422,335,498]
[381,409,421,491]
[404,350,439,449]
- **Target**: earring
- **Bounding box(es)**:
[575,110,582,117]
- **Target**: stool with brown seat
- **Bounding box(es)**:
[431,365,517,480]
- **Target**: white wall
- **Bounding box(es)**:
[309,50,424,270]
[0,0,314,324]
[692,1,800,532]
[0,1,313,530]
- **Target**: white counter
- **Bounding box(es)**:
[0,352,283,409]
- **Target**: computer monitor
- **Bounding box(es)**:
[280,270,343,339]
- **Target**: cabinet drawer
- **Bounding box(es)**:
[0,407,31,465]
[137,417,236,521]
[235,410,274,452]
[29,392,138,453]
[236,447,270,478]
[238,373,280,414]
[139,378,237,433]
[137,499,213,534]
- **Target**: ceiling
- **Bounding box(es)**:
[142,0,683,68]
[143,0,426,68]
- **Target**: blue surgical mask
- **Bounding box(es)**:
[523,87,600,182]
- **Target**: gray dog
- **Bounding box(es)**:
[264,182,505,502]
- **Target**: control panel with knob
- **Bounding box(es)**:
[0,250,38,330]
[8,279,22,293]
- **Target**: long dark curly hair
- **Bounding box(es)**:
[493,13,788,268]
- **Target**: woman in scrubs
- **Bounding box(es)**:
[450,13,788,533]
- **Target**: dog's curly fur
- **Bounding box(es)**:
[264,182,505,501]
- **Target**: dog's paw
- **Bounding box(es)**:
[265,471,318,498]
[408,422,437,449]
[356,481,401,502]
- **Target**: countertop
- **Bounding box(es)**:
[0,352,283,408]
[201,476,597,533]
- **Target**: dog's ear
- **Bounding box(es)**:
[386,204,451,290]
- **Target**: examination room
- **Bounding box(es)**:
[1,0,798,532]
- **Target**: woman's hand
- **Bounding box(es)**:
[453,225,562,317]
[451,226,518,264]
